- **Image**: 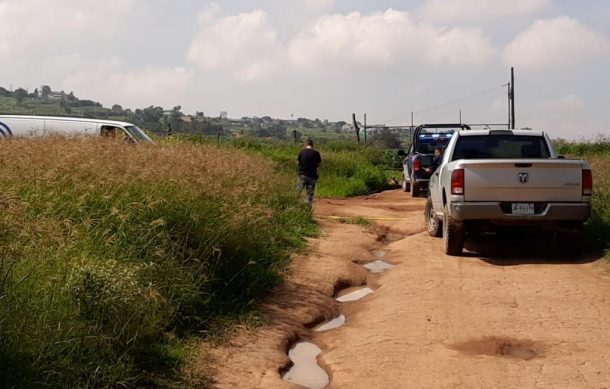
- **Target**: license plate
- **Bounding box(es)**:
[511,203,535,215]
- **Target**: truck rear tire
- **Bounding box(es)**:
[443,204,464,256]
[402,176,410,192]
[425,197,442,237]
[411,180,420,197]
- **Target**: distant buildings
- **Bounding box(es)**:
[47,92,69,102]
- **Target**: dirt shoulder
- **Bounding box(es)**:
[200,190,610,388]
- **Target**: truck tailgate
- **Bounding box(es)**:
[463,160,584,202]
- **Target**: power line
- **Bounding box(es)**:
[515,76,610,128]
[414,84,508,115]
[383,83,508,125]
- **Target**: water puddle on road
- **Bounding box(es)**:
[315,315,346,332]
[363,260,394,274]
[336,287,374,303]
[283,342,329,389]
[372,250,387,259]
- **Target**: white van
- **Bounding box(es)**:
[0,115,153,143]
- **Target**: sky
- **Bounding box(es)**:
[1,0,610,139]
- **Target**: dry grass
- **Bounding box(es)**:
[586,155,610,255]
[0,136,316,387]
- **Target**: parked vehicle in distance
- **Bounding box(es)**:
[402,124,470,197]
[0,115,153,143]
[426,128,592,256]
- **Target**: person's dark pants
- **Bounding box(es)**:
[296,175,317,205]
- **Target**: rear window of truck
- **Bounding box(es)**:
[452,135,551,160]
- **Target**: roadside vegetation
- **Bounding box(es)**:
[189,137,397,198]
[0,137,317,387]
[555,139,610,258]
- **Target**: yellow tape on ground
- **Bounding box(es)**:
[320,216,406,221]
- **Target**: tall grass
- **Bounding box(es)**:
[554,139,610,257]
[210,138,391,197]
[0,137,316,387]
[555,137,610,157]
[584,155,610,256]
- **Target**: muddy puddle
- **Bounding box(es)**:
[451,337,542,361]
[363,260,394,273]
[315,315,346,332]
[336,287,374,303]
[283,342,329,389]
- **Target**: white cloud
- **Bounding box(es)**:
[187,10,282,81]
[36,53,193,108]
[104,67,195,108]
[0,0,134,59]
[296,0,335,12]
[418,0,550,22]
[539,94,586,111]
[503,17,610,70]
[187,8,496,81]
[42,54,123,85]
[288,10,496,71]
[490,97,508,114]
[525,94,603,138]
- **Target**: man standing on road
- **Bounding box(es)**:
[297,139,322,205]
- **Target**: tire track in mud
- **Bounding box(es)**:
[282,248,396,388]
[286,197,424,389]
[203,190,610,388]
[200,192,424,388]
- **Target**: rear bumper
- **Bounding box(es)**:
[450,202,591,222]
[412,171,431,183]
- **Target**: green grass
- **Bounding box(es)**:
[554,139,610,259]
[338,216,372,226]
[0,137,317,387]
[207,138,393,198]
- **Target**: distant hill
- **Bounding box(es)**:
[0,85,352,140]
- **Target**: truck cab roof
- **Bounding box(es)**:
[458,129,545,137]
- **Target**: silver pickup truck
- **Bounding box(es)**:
[426,129,592,256]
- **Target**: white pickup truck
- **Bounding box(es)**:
[426,129,592,256]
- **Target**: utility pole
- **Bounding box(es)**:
[363,113,367,145]
[510,67,516,129]
[410,112,414,143]
[352,113,360,144]
[507,81,512,129]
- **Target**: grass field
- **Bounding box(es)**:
[0,137,316,387]
[1,134,606,387]
[556,140,610,258]
[211,138,395,198]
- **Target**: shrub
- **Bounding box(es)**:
[0,137,316,387]
[552,139,610,257]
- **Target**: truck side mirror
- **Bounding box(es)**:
[397,149,406,157]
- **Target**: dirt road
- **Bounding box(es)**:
[205,190,610,388]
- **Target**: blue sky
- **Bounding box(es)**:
[1,0,609,139]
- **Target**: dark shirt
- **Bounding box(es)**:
[430,155,441,171]
[297,148,321,178]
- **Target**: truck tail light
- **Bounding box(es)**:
[413,158,421,171]
[582,169,593,196]
[451,169,465,195]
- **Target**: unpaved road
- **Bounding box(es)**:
[205,190,610,388]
